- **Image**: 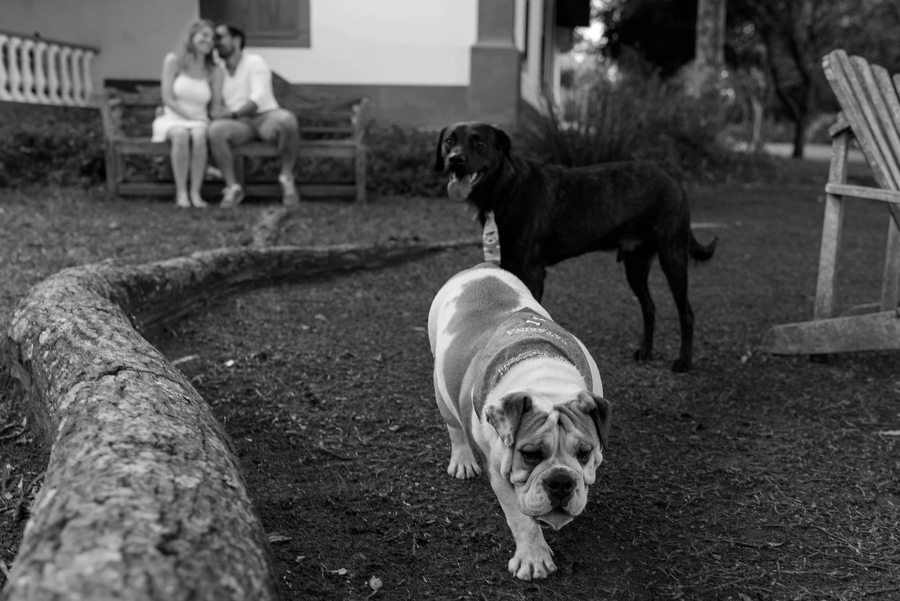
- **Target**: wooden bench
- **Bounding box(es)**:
[98,88,369,202]
[762,49,900,355]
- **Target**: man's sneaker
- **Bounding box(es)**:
[221,184,245,209]
[279,174,300,207]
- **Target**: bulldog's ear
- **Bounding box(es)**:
[434,126,448,172]
[492,126,511,158]
[485,392,531,447]
[575,391,612,450]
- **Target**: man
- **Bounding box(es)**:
[209,23,300,207]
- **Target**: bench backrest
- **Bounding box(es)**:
[823,49,900,190]
[98,87,370,142]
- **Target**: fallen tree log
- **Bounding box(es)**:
[250,207,291,248]
[1,239,477,601]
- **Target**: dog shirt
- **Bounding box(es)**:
[472,309,593,417]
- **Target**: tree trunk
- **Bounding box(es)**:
[1,239,476,601]
[750,95,765,152]
[686,0,726,98]
[791,114,808,158]
[250,207,291,248]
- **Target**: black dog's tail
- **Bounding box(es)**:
[690,233,717,262]
[682,188,717,262]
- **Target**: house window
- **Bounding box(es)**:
[199,0,310,48]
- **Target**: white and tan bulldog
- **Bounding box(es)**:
[428,262,611,580]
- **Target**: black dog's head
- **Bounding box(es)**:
[434,122,511,202]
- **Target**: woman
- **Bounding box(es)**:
[152,20,222,208]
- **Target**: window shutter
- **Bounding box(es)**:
[200,0,310,48]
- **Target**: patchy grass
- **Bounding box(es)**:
[2,157,899,600]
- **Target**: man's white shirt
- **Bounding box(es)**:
[220,53,279,114]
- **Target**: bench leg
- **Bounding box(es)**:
[104,147,118,200]
[355,147,367,203]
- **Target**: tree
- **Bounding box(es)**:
[599,0,900,157]
[600,0,697,77]
[735,1,838,157]
[686,0,727,98]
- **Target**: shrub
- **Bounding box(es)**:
[517,68,742,181]
[0,105,105,188]
[236,121,444,198]
[0,88,784,195]
[0,104,446,198]
[365,123,445,198]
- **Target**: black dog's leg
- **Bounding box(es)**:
[657,244,693,373]
[622,251,656,363]
[511,263,547,303]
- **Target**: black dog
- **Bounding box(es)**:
[434,122,717,372]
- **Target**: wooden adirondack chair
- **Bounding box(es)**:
[762,49,900,355]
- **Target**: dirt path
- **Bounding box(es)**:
[150,186,899,599]
[2,179,898,600]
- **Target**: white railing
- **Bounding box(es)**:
[0,30,99,106]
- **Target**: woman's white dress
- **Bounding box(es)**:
[151,74,212,142]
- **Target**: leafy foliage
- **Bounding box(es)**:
[0,105,105,188]
[598,0,900,155]
[600,0,697,78]
[518,68,759,181]
[364,123,445,198]
[0,104,446,198]
[601,0,900,79]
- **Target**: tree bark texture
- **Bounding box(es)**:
[1,239,477,601]
[250,207,291,248]
[687,0,726,98]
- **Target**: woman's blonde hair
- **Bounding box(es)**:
[176,19,217,76]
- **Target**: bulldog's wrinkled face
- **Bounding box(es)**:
[433,122,511,202]
[486,391,611,531]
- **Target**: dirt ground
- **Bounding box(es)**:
[1,159,899,600]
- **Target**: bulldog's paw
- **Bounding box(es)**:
[447,446,481,479]
[508,545,556,580]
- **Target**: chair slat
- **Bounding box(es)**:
[823,50,895,189]
[872,65,900,232]
[851,57,900,185]
[825,182,900,204]
[837,52,899,188]
[872,66,900,140]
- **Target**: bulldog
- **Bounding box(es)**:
[427,262,611,580]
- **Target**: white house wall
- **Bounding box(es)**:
[253,0,478,86]
[518,0,546,110]
[0,0,197,83]
[1,0,553,126]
